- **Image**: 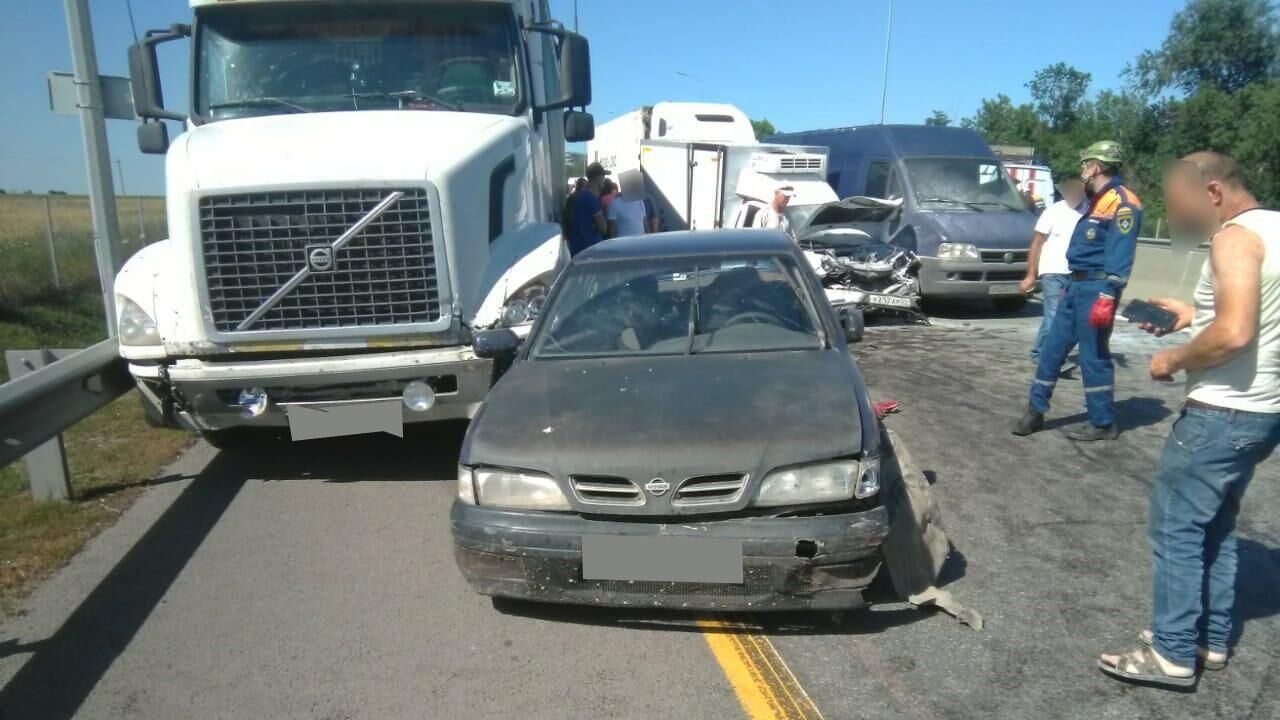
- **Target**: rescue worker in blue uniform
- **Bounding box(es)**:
[1013,141,1141,441]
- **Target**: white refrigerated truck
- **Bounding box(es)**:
[116,0,594,447]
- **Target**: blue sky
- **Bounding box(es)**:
[0,0,1185,196]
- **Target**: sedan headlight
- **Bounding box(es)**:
[937,242,979,259]
[753,458,881,507]
[473,467,570,511]
[456,465,477,505]
[501,283,548,327]
[118,296,160,346]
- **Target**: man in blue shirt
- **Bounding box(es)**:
[568,162,609,255]
[1013,141,1142,441]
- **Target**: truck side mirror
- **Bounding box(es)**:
[564,111,594,143]
[137,121,170,155]
[527,25,592,111]
[128,24,189,152]
[473,328,521,360]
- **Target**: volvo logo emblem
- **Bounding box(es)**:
[1003,251,1015,264]
[645,477,670,496]
[306,245,335,272]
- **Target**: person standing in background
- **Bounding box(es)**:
[1021,177,1088,364]
[756,186,796,237]
[606,169,654,238]
[1098,151,1280,688]
[568,163,609,256]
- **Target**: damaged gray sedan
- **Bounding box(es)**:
[451,230,890,610]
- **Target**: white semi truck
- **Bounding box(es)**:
[116,0,594,447]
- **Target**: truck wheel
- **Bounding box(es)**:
[992,297,1028,313]
[200,428,288,452]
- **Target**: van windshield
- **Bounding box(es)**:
[904,158,1025,211]
[195,2,522,121]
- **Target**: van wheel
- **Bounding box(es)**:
[200,428,289,451]
[993,297,1028,313]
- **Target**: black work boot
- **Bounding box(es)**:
[1065,424,1119,442]
[1012,408,1045,436]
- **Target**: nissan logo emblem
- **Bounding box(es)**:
[307,245,335,272]
[645,477,670,496]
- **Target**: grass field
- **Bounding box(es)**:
[0,193,167,305]
[0,203,191,614]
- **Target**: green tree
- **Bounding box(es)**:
[960,94,1040,144]
[924,110,951,126]
[750,118,777,139]
[1027,63,1092,129]
[1129,0,1279,94]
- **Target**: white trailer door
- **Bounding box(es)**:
[688,144,726,230]
[639,142,691,231]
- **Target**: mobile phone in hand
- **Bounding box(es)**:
[1121,299,1179,334]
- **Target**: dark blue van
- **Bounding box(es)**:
[768,125,1037,307]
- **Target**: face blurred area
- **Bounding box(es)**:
[1163,163,1223,240]
[1059,179,1085,207]
[772,189,793,212]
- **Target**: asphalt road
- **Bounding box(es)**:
[1,307,1278,720]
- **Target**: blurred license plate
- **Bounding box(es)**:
[581,535,743,584]
[866,293,914,308]
[988,283,1023,295]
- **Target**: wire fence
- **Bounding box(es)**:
[0,193,167,305]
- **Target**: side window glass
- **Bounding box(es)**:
[865,161,891,198]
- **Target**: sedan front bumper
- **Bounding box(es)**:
[451,502,889,611]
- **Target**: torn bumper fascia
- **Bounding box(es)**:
[128,345,492,432]
[451,502,889,611]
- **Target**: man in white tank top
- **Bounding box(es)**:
[1099,152,1280,689]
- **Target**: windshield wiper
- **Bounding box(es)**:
[919,197,986,212]
[685,267,701,355]
[208,97,311,114]
[968,200,1024,211]
[350,90,462,112]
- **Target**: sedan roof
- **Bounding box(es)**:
[574,229,796,263]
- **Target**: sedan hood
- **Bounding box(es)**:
[917,207,1037,250]
[463,351,867,513]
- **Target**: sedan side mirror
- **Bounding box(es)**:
[474,328,521,360]
[838,308,865,343]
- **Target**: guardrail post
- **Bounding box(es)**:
[4,350,73,501]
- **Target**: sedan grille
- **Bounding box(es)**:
[672,473,748,507]
[199,188,441,333]
[570,475,645,506]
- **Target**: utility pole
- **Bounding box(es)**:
[63,0,123,334]
[115,159,127,195]
[573,0,579,32]
[879,0,895,124]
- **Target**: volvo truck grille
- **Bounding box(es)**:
[199,188,440,333]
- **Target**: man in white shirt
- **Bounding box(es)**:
[756,186,795,237]
[605,169,654,238]
[1020,178,1087,363]
[1098,152,1280,689]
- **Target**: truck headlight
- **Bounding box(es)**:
[937,243,979,260]
[118,296,160,346]
[474,467,570,510]
[501,283,548,327]
[457,465,477,505]
[753,460,858,507]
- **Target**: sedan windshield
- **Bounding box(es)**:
[904,157,1025,211]
[195,3,522,121]
[532,256,824,358]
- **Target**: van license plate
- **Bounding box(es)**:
[988,283,1023,296]
[867,293,915,308]
[581,535,743,584]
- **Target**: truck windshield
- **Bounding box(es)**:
[904,158,1025,211]
[532,256,824,358]
[195,2,523,121]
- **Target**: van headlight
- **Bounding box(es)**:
[752,457,881,507]
[473,467,570,510]
[937,242,979,259]
[118,296,160,346]
[501,283,548,327]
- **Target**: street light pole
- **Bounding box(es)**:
[879,0,895,124]
[676,71,704,101]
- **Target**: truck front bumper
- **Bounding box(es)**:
[918,256,1028,299]
[130,345,491,432]
[452,502,889,611]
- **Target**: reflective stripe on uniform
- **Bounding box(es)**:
[1084,385,1114,393]
[1034,378,1057,387]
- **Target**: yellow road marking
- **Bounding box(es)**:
[698,616,823,720]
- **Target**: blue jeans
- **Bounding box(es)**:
[1149,404,1280,666]
[1030,274,1069,362]
[1029,278,1118,427]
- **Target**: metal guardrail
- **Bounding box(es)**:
[1,338,132,500]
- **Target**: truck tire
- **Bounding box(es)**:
[992,297,1028,313]
[200,428,288,452]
